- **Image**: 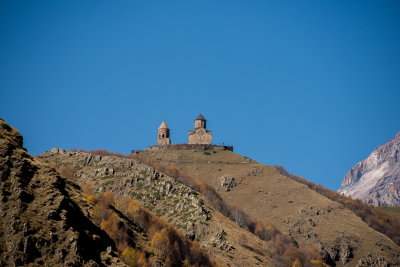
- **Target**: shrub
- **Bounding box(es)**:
[87,195,97,205]
[136,182,144,190]
[89,192,214,266]
[231,207,254,231]
[72,148,123,157]
[121,247,147,267]
[100,212,128,249]
[91,191,115,224]
[92,201,112,224]
[103,190,115,206]
[149,223,211,266]
[151,229,170,260]
[102,180,114,187]
[117,197,163,234]
[292,258,302,267]
[83,181,94,197]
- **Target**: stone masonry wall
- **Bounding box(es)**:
[146,144,233,152]
[188,128,212,145]
[157,128,170,146]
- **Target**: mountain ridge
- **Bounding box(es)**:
[339,131,400,206]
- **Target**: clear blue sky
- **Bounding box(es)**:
[1,1,399,190]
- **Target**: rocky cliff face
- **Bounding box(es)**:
[339,131,400,206]
[0,118,126,266]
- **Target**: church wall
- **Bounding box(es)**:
[157,138,171,146]
[188,128,212,144]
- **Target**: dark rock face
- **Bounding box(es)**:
[0,118,125,266]
[339,131,400,206]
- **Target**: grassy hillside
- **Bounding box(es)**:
[39,149,276,266]
[35,145,400,266]
[134,149,400,267]
[275,165,400,246]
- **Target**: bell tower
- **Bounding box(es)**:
[194,113,207,129]
[157,121,171,146]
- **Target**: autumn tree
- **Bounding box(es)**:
[151,229,170,260]
[101,213,120,243]
[83,181,94,197]
[91,191,115,224]
[292,258,302,267]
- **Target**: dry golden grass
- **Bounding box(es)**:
[137,150,400,266]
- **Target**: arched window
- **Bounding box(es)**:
[162,134,165,138]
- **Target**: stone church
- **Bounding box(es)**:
[144,113,233,152]
[188,114,212,144]
[156,114,212,146]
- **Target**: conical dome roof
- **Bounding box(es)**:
[195,113,206,121]
[158,120,169,129]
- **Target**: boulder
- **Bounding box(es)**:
[220,176,237,191]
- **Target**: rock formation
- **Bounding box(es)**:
[339,131,400,206]
[38,149,271,266]
[0,118,126,266]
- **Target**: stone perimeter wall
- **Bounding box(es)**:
[145,144,233,152]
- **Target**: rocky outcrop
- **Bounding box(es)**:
[339,131,400,206]
[38,149,272,265]
[220,176,237,192]
[0,119,126,266]
[39,148,212,240]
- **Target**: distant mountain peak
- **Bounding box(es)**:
[339,131,400,206]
